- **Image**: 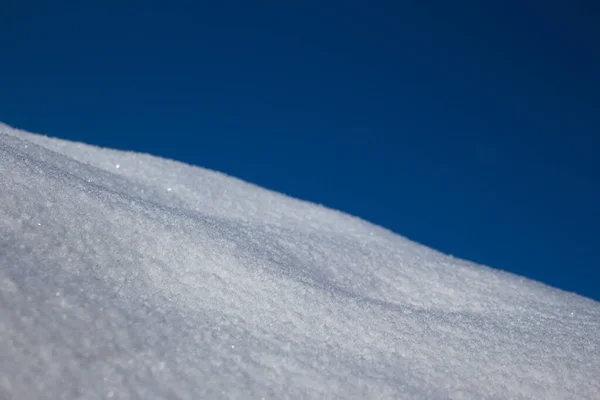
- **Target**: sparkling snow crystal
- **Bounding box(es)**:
[1,122,599,399]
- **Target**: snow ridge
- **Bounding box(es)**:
[1,123,599,399]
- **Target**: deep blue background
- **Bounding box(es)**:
[1,1,599,300]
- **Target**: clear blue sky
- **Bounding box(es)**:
[1,1,599,301]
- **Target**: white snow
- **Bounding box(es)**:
[1,122,599,399]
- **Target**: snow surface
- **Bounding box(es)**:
[1,122,599,399]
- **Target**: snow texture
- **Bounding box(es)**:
[1,122,599,399]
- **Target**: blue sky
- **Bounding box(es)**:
[1,1,599,301]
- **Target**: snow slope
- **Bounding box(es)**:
[1,122,599,399]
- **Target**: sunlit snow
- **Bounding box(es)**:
[1,122,599,399]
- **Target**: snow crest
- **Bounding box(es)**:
[1,123,599,399]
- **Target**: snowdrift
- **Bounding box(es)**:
[1,122,599,399]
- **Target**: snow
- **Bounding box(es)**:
[1,121,599,399]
